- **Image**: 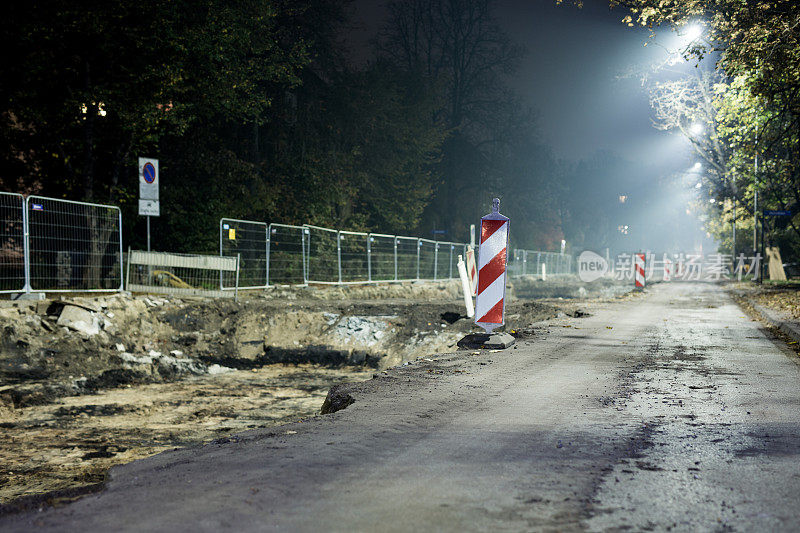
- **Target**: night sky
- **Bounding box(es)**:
[348,0,714,252]
[348,0,697,168]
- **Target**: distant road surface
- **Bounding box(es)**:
[4,283,800,532]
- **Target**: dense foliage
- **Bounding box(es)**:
[1,0,572,252]
[3,0,743,256]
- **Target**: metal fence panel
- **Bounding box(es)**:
[339,231,368,283]
[212,213,584,287]
[220,218,267,289]
[27,196,122,292]
[127,250,239,298]
[505,249,575,278]
[434,242,450,280]
[417,239,435,280]
[541,252,553,277]
[268,224,306,285]
[305,225,339,284]
[369,233,395,281]
[508,249,524,278]
[396,236,418,281]
[0,192,25,293]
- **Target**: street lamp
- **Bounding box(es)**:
[684,24,703,43]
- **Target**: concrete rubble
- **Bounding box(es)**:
[56,305,102,336]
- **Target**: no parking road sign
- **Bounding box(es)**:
[139,157,159,201]
[139,157,160,218]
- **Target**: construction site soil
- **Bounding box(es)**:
[0,277,628,509]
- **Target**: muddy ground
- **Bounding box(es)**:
[0,276,628,508]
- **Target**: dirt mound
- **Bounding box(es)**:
[0,288,568,411]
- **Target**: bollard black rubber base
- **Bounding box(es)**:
[457,332,515,350]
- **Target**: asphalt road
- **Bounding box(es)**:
[4,282,800,532]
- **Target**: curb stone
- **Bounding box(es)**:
[747,300,800,344]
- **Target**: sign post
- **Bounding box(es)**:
[138,158,160,251]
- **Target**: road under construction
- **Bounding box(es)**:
[2,282,799,531]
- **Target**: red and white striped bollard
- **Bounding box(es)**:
[465,245,477,296]
[635,253,646,289]
[475,198,510,333]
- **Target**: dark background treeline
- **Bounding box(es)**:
[0,0,665,254]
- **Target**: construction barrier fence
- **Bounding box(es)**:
[0,192,25,293]
[27,196,123,292]
[0,190,571,298]
[218,218,573,288]
[507,250,573,278]
[0,193,123,294]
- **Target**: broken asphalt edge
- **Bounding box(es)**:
[321,332,518,415]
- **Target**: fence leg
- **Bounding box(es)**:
[416,239,421,280]
[434,243,438,281]
[449,245,454,279]
[337,231,342,284]
[219,220,224,290]
[536,253,541,280]
[394,237,398,281]
[125,246,131,291]
[234,253,240,302]
[265,225,271,288]
[22,198,31,293]
[117,209,124,292]
[367,236,372,283]
[302,229,308,285]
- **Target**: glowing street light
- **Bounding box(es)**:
[692,162,703,172]
[667,22,705,65]
[689,123,704,136]
[683,24,703,43]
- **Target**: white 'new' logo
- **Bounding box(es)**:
[578,251,608,282]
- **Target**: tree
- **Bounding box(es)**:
[606,0,800,257]
[650,71,729,181]
[609,0,800,104]
[377,0,531,241]
[0,0,311,204]
[716,73,800,257]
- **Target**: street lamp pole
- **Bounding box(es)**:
[753,58,760,255]
[732,178,736,255]
[753,144,759,253]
